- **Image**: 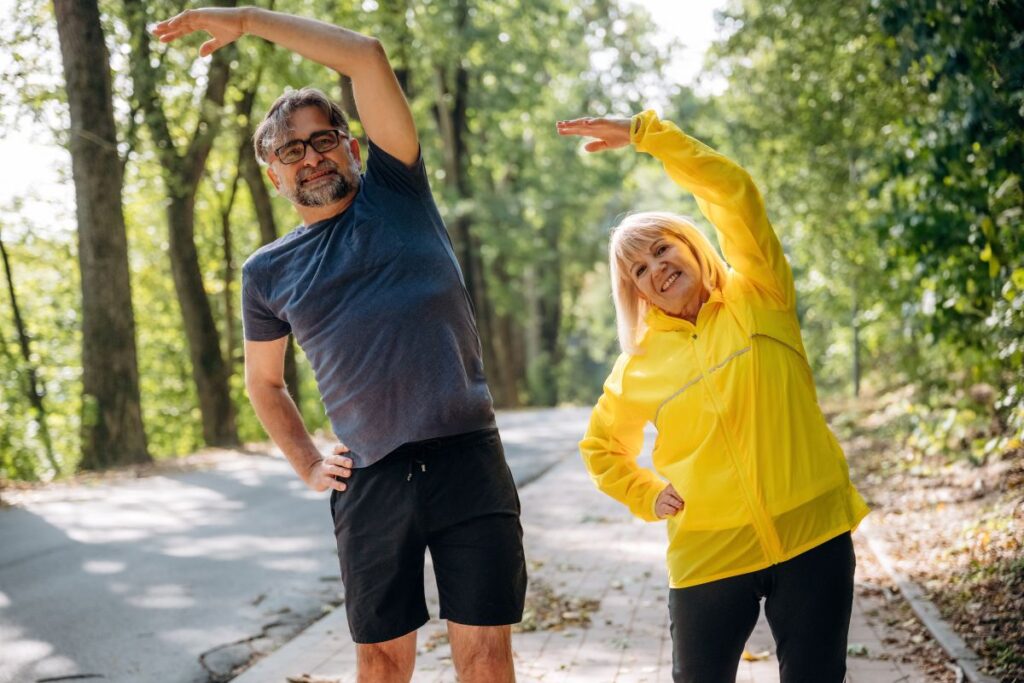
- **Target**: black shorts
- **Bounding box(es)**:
[329,427,527,644]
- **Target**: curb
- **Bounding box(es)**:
[859,517,999,683]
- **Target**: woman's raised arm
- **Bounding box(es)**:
[631,111,794,309]
[558,111,795,309]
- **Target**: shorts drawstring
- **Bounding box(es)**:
[406,458,427,481]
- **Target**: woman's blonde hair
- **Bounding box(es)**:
[609,212,729,354]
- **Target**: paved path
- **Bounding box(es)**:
[233,455,931,683]
[0,408,590,683]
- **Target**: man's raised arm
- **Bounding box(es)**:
[153,6,419,165]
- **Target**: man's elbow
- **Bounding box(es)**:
[342,36,390,79]
[244,372,285,399]
[363,36,387,62]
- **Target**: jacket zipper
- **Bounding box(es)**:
[688,332,784,562]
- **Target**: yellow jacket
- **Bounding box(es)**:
[580,111,869,589]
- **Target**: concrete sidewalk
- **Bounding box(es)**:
[232,456,928,683]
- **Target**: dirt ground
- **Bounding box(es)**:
[833,390,1024,683]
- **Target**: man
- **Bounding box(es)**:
[154,8,526,682]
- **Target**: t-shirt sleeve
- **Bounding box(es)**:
[363,138,431,197]
[241,263,291,341]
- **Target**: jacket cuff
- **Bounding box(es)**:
[630,109,662,152]
[638,481,668,523]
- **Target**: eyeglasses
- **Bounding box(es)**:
[273,129,349,165]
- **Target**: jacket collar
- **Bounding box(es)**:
[644,288,724,332]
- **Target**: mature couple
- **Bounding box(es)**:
[157,7,867,683]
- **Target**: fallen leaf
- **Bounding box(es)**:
[847,643,869,657]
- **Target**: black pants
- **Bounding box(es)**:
[669,532,855,683]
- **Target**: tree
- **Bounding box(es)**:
[407,0,665,405]
[123,0,239,447]
[0,228,58,474]
[706,0,913,394]
[704,0,1023,454]
[874,0,1024,385]
[232,69,301,406]
[53,0,150,469]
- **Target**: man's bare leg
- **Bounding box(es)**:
[356,630,417,683]
[448,622,515,683]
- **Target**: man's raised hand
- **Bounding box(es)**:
[152,7,247,57]
[556,116,632,153]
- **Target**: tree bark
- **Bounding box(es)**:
[338,75,360,124]
[53,0,150,469]
[536,218,563,405]
[219,163,240,380]
[124,0,239,447]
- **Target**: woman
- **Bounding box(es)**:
[557,111,869,683]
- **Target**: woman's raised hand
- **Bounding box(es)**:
[152,8,247,57]
[556,116,632,153]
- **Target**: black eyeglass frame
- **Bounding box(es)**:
[273,128,350,165]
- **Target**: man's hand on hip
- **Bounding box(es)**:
[305,443,353,492]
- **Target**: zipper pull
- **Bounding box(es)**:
[421,463,427,472]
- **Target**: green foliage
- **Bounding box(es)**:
[902,388,1004,465]
[0,216,82,480]
[329,0,668,405]
[1,0,669,475]
[705,0,1023,460]
[5,0,1019,476]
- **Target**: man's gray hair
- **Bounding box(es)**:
[253,87,350,164]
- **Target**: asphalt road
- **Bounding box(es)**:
[0,406,592,683]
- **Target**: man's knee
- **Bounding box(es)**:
[448,623,514,677]
[356,633,416,683]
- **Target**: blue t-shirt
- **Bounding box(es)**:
[241,140,495,467]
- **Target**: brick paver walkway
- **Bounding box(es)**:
[233,456,930,682]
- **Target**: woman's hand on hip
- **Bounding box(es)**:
[655,484,685,519]
[556,116,632,153]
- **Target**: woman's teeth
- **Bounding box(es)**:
[661,271,680,292]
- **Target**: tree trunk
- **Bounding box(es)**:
[219,165,240,380]
[239,137,300,405]
[852,285,861,398]
[53,0,150,469]
[378,0,413,96]
[0,231,60,473]
[430,2,516,405]
[537,219,563,405]
[848,157,862,399]
[125,0,239,447]
[338,75,360,124]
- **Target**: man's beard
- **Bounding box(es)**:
[281,160,359,207]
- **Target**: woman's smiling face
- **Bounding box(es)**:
[629,233,704,318]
